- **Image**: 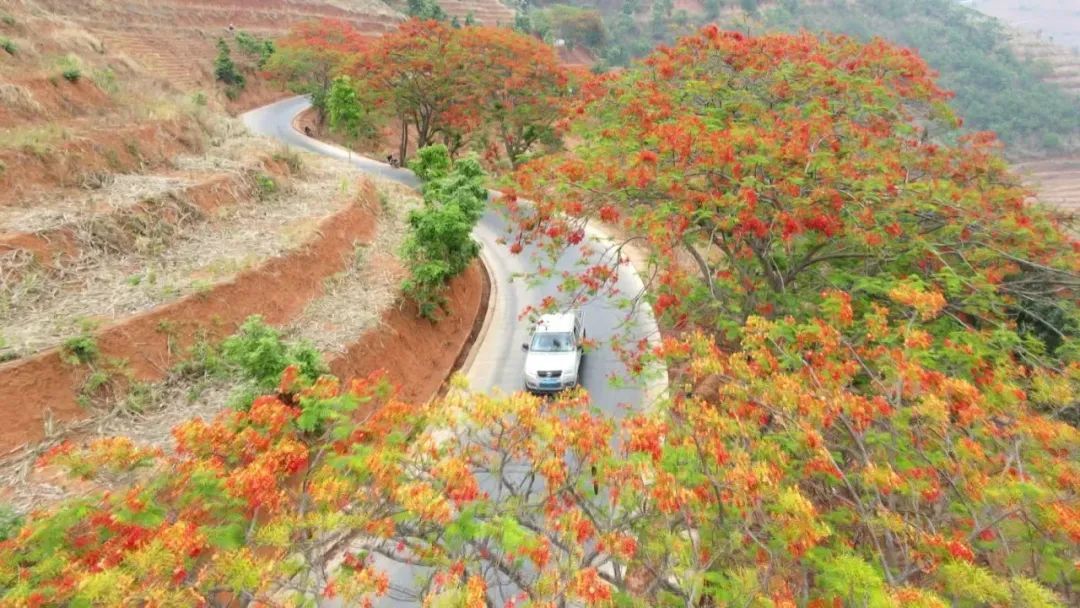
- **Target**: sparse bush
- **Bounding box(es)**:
[272,147,303,174]
[234,31,275,69]
[61,334,98,365]
[121,381,155,413]
[406,0,447,21]
[0,14,15,27]
[0,38,15,56]
[191,91,208,106]
[91,67,117,94]
[214,38,245,88]
[0,505,22,543]
[58,55,82,83]
[254,173,277,198]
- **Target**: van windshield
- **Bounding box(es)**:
[530,332,575,353]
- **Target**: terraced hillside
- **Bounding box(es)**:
[1007,29,1080,99]
[0,6,430,458]
[435,0,515,25]
[24,0,404,92]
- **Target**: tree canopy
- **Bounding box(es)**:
[345,19,573,165]
[264,18,370,121]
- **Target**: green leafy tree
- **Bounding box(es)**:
[326,76,375,158]
[406,0,447,21]
[401,145,486,319]
[213,38,244,88]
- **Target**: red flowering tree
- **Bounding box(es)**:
[348,20,572,164]
[454,26,574,168]
[2,335,1076,605]
[264,18,371,122]
[509,27,1078,366]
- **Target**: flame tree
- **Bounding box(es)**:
[264,18,370,123]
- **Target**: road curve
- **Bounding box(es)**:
[241,96,663,605]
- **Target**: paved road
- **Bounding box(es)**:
[241,96,662,606]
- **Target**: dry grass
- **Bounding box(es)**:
[0,174,419,517]
[288,178,419,352]
[0,81,42,116]
[0,153,359,356]
[0,174,189,233]
[0,122,70,154]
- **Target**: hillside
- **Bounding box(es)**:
[10,0,400,92]
[0,0,450,507]
[969,0,1080,51]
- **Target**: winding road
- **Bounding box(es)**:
[242,96,663,606]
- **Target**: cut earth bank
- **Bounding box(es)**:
[0,161,488,466]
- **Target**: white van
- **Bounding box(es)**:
[522,310,585,393]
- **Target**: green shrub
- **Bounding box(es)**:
[401,145,486,320]
[254,173,277,198]
[234,31,275,69]
[406,0,447,21]
[62,68,80,82]
[214,38,245,87]
[1,14,15,27]
[0,38,15,55]
[272,147,304,174]
[221,316,327,393]
[91,67,117,94]
[61,334,98,365]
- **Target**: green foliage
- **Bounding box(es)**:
[272,147,304,174]
[0,506,22,543]
[401,145,486,319]
[406,0,447,21]
[0,37,15,56]
[254,173,277,199]
[526,4,607,49]
[326,75,375,149]
[0,14,15,27]
[408,143,452,183]
[90,67,117,94]
[61,334,98,366]
[234,31,275,69]
[220,315,327,393]
[763,0,1080,155]
[214,38,245,88]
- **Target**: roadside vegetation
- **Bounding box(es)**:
[401,144,487,319]
[267,17,574,168]
[0,14,1076,608]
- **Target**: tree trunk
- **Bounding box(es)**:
[398,115,409,164]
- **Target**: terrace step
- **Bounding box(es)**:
[0,155,383,451]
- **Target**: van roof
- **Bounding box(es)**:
[535,312,577,333]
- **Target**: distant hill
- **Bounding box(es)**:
[968,0,1080,51]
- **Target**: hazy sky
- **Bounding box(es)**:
[968,0,1080,49]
